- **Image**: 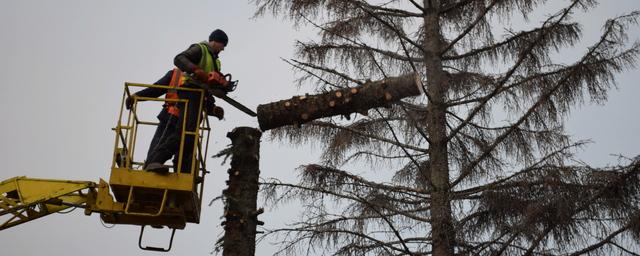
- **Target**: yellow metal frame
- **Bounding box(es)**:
[116,83,211,175]
[107,82,211,225]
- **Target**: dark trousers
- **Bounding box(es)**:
[145,109,179,167]
[146,85,203,173]
[144,71,180,169]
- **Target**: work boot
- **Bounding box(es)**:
[145,162,169,174]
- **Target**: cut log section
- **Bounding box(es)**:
[257,73,422,131]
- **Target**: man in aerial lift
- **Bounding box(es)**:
[127,29,232,174]
[126,70,223,172]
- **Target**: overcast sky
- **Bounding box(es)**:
[0,1,638,255]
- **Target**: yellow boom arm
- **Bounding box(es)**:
[0,176,96,230]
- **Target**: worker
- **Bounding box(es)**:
[128,29,230,174]
[126,70,223,172]
[146,29,230,174]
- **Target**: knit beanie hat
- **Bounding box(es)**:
[209,29,228,46]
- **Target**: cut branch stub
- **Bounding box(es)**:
[257,73,422,131]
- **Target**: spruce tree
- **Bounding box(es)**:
[253,0,640,255]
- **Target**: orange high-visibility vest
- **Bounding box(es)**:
[165,68,185,116]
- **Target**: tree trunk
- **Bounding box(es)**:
[423,1,455,255]
[256,73,422,131]
[222,127,263,256]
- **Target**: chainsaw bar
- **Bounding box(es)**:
[189,78,257,117]
[216,93,257,117]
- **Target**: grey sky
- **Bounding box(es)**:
[0,1,638,255]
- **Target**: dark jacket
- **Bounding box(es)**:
[136,42,220,97]
[174,43,220,74]
[134,43,220,114]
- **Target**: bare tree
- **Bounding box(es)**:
[252,0,640,255]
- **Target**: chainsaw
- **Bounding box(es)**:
[191,72,257,117]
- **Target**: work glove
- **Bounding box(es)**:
[204,95,221,118]
[193,68,209,82]
[206,105,224,120]
[125,94,135,110]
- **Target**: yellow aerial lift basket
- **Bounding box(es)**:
[1,82,212,251]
